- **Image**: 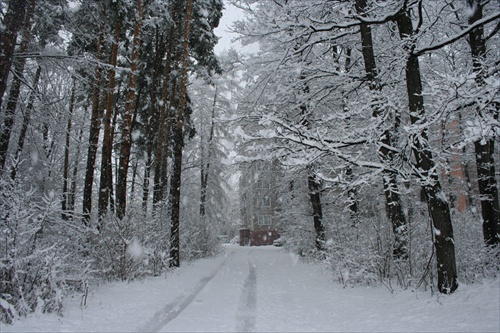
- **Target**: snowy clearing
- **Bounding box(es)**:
[3,245,499,332]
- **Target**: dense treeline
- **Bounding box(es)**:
[0,0,238,323]
[232,0,499,295]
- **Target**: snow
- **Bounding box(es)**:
[131,130,141,142]
[126,238,144,260]
[3,245,499,332]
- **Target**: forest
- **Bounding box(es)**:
[0,0,499,324]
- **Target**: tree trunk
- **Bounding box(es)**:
[99,19,122,218]
[82,25,106,223]
[116,0,144,220]
[142,148,153,212]
[396,9,458,294]
[345,165,359,224]
[160,79,177,196]
[153,27,176,206]
[336,45,360,227]
[62,81,76,220]
[9,65,41,181]
[296,61,327,251]
[200,87,217,217]
[355,0,408,258]
[467,0,500,246]
[109,84,122,212]
[0,0,27,112]
[142,28,166,212]
[169,0,195,268]
[0,0,30,171]
[308,168,326,251]
[474,139,499,245]
[69,106,88,215]
[129,81,143,203]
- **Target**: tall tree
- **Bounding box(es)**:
[82,23,106,223]
[3,0,36,177]
[395,4,458,293]
[169,0,195,268]
[62,80,76,219]
[116,0,144,219]
[141,25,167,212]
[354,0,408,258]
[466,0,500,246]
[0,0,28,171]
[9,65,41,181]
[308,167,326,251]
[200,86,217,217]
[99,13,123,218]
[299,71,326,251]
[153,26,177,206]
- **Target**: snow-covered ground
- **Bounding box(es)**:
[3,245,499,332]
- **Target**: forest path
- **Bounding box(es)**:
[154,245,327,332]
[4,245,498,332]
[137,254,229,332]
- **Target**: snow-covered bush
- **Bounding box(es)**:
[0,180,70,323]
[453,210,500,283]
[83,208,164,282]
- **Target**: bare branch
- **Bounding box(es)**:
[414,11,500,56]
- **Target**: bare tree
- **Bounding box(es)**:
[466,0,499,246]
[395,4,458,293]
[355,0,408,258]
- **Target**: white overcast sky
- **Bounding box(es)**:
[214,1,258,55]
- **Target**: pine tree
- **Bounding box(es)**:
[116,0,145,220]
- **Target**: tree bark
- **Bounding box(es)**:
[355,0,408,258]
[160,80,177,196]
[129,80,143,203]
[345,165,359,225]
[153,27,176,206]
[0,0,27,110]
[396,8,458,294]
[0,0,30,171]
[99,19,122,218]
[308,168,326,251]
[116,0,144,220]
[169,0,195,268]
[82,25,105,223]
[142,28,166,212]
[466,0,500,246]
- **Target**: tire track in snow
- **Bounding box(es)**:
[235,259,257,332]
[137,256,228,333]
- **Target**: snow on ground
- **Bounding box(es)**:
[3,245,499,332]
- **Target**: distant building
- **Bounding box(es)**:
[239,160,281,246]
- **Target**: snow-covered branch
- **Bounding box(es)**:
[414,11,500,56]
